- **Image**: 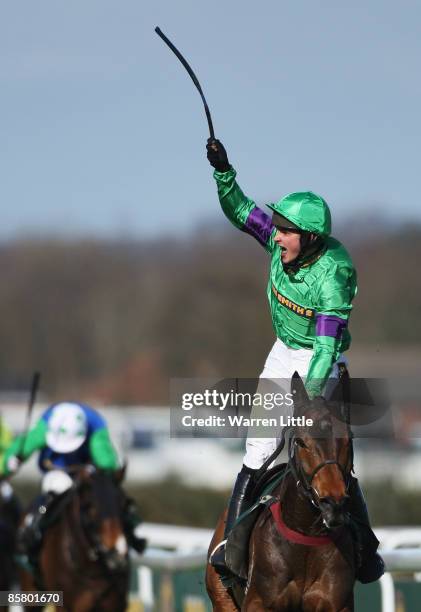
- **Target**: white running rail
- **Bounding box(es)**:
[131,525,421,612]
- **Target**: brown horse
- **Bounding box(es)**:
[206,373,356,612]
[20,467,129,612]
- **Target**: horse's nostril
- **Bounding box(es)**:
[320,496,347,509]
[319,497,347,526]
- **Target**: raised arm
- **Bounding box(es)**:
[206,139,275,254]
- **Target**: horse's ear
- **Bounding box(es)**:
[330,369,349,403]
[79,465,96,481]
[291,371,309,416]
[114,462,126,484]
[329,369,350,421]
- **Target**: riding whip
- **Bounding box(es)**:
[17,371,41,461]
[155,27,215,140]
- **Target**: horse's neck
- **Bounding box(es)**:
[41,497,82,573]
[64,495,93,563]
[281,474,325,536]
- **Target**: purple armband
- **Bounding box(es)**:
[316,314,347,339]
[244,207,274,247]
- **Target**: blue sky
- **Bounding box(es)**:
[1,1,420,239]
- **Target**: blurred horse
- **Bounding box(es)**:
[0,480,21,612]
[206,373,356,611]
[20,467,130,612]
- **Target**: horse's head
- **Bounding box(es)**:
[289,372,353,529]
[75,465,128,572]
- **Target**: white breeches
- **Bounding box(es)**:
[243,338,346,470]
[41,470,73,495]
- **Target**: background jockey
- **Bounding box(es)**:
[0,415,21,525]
[1,401,145,556]
[0,415,13,466]
[206,139,384,583]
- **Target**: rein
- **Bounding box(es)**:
[287,432,352,509]
[267,418,354,546]
[74,474,127,571]
[62,477,127,584]
[65,473,128,608]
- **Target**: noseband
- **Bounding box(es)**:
[287,426,353,510]
[75,475,128,573]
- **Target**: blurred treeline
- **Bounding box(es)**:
[1,220,420,403]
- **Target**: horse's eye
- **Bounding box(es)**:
[295,438,307,449]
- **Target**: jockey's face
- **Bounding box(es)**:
[274,229,302,263]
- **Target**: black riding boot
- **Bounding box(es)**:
[18,492,56,556]
[210,465,257,576]
[348,477,385,583]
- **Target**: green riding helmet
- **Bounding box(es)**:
[267,191,331,238]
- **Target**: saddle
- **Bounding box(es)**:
[225,463,289,581]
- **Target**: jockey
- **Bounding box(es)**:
[2,401,145,555]
[0,415,13,464]
[0,416,21,526]
[206,139,384,583]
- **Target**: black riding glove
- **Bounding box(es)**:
[206,138,231,173]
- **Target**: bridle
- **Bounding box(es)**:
[75,472,128,574]
[287,413,354,511]
[63,471,129,609]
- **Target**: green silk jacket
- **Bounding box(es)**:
[214,167,357,397]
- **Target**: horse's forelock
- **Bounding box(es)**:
[80,470,122,520]
[299,399,331,430]
[296,399,349,443]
